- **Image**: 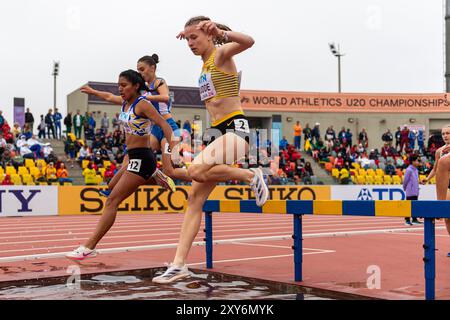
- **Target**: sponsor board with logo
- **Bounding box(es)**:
[0,186,58,217]
[331,185,437,201]
[58,185,331,215]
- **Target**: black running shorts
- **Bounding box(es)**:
[126,148,157,180]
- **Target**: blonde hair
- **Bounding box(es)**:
[185,16,232,45]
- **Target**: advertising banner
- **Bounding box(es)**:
[0,186,58,217]
[58,185,331,215]
[331,185,437,201]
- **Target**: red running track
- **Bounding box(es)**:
[0,213,448,299]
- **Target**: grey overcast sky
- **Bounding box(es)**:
[0,0,445,123]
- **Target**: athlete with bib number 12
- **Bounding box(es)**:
[66,70,176,261]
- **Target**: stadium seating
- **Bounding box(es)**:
[22,174,34,185]
[18,166,29,176]
[10,174,22,185]
[25,159,35,168]
[6,166,16,175]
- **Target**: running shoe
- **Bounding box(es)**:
[250,167,269,207]
[412,220,423,225]
[152,169,176,193]
[152,263,190,284]
[65,245,98,261]
[404,221,413,226]
[98,189,111,197]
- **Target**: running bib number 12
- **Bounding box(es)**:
[127,159,142,173]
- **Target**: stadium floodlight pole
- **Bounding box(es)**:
[52,61,60,109]
[329,43,344,93]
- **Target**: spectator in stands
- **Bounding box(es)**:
[64,111,73,134]
[104,165,115,184]
[325,126,336,142]
[35,162,46,183]
[0,132,7,153]
[334,153,344,169]
[83,163,97,185]
[338,127,347,144]
[93,151,103,167]
[400,126,409,152]
[0,110,4,130]
[78,144,91,163]
[311,123,320,144]
[65,135,76,168]
[38,115,46,139]
[27,134,47,159]
[345,129,353,147]
[12,122,21,137]
[396,156,405,169]
[57,163,73,185]
[53,108,63,139]
[417,130,425,154]
[45,162,58,184]
[409,129,417,150]
[45,109,56,139]
[385,160,396,176]
[115,149,125,164]
[293,121,302,149]
[99,144,109,161]
[1,148,12,168]
[22,123,32,140]
[73,110,84,139]
[303,123,312,148]
[16,135,34,159]
[357,128,368,149]
[403,154,423,225]
[183,120,192,135]
[279,136,288,150]
[382,129,393,147]
[2,174,13,186]
[302,162,314,185]
[101,112,110,134]
[112,113,120,131]
[92,136,103,151]
[395,127,401,151]
[25,108,34,134]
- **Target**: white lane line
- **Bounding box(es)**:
[0,218,407,239]
[0,221,421,245]
[0,226,443,259]
[389,232,450,238]
[0,241,335,264]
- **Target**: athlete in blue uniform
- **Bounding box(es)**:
[67,70,176,260]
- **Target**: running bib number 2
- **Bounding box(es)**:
[127,159,142,173]
[234,119,250,133]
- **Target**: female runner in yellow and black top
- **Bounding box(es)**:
[153,16,269,284]
[66,70,175,261]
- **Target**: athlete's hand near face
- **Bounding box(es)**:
[196,20,223,38]
[176,31,186,40]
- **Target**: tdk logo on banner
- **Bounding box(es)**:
[357,189,373,201]
[356,188,405,201]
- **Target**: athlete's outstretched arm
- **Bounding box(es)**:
[144,79,170,104]
[195,21,255,60]
[81,85,123,105]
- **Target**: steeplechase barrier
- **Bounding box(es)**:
[201,200,450,300]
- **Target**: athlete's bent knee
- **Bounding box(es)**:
[188,166,207,183]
